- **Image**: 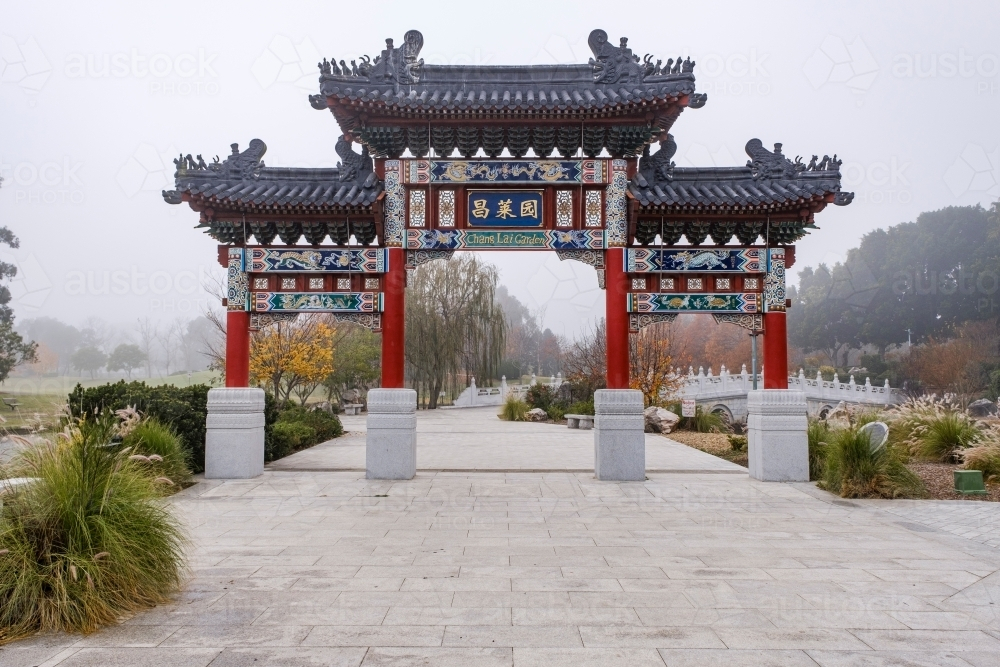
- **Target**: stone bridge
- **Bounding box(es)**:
[450,367,904,422]
[681,366,904,423]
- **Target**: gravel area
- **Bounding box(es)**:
[908,461,1000,502]
[663,430,748,467]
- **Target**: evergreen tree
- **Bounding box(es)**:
[0,177,38,381]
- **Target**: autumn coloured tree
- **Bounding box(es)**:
[249,316,337,405]
[629,322,682,407]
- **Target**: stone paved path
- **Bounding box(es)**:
[4,409,1000,666]
[269,407,744,473]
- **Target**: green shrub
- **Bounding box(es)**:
[0,417,185,643]
[917,412,981,463]
[277,406,343,442]
[267,422,316,461]
[121,419,190,488]
[820,427,925,499]
[499,395,529,422]
[547,404,566,421]
[567,400,595,416]
[961,444,1000,483]
[808,419,832,481]
[524,384,555,411]
[68,382,210,473]
[728,435,747,451]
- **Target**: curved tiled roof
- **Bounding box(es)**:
[630,137,854,210]
[163,138,382,210]
[317,64,700,114]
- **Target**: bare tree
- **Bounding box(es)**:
[136,317,157,378]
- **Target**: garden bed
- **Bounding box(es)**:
[663,431,748,467]
[907,462,1000,501]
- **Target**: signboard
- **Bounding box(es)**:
[627,293,759,314]
[681,399,696,418]
[407,228,603,251]
[626,248,763,273]
[467,190,543,227]
[404,159,608,184]
[252,292,382,313]
[247,247,387,273]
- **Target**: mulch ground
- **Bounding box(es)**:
[663,430,748,468]
[907,462,1000,502]
[665,433,1000,501]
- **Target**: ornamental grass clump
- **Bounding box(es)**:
[683,406,728,433]
[886,394,981,462]
[0,416,185,644]
[819,426,926,499]
[961,445,1000,483]
[120,417,191,489]
[499,394,529,422]
[807,419,831,481]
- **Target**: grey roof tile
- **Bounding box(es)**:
[163,137,382,211]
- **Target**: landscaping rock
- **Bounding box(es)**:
[968,398,998,418]
[644,406,680,434]
[825,401,851,430]
[526,408,548,422]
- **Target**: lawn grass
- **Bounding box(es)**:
[2,371,221,396]
[0,394,66,432]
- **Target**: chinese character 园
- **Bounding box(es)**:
[520,200,538,218]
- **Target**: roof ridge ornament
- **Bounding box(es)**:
[745,139,844,180]
[638,134,677,184]
[319,29,424,85]
[335,135,375,185]
[588,29,693,84]
[173,139,267,179]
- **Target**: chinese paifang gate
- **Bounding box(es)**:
[163,28,853,395]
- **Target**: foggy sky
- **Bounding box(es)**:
[2,0,998,339]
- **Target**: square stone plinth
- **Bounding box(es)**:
[205,387,265,479]
[594,389,645,481]
[366,388,417,480]
[747,389,808,482]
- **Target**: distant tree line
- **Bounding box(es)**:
[789,202,1000,397]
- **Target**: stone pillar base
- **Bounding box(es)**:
[205,388,265,479]
[366,388,417,480]
[594,389,645,481]
[747,389,808,482]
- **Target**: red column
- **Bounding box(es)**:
[381,246,406,388]
[762,311,788,389]
[605,247,630,389]
[225,311,250,387]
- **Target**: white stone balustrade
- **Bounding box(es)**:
[675,366,904,422]
[451,373,564,407]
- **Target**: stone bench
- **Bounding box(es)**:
[343,403,364,416]
[565,414,594,430]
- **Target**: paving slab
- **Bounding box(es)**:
[6,407,1000,665]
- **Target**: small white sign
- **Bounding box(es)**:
[681,399,696,418]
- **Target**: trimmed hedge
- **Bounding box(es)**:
[69,382,210,473]
[69,382,342,470]
[267,407,343,462]
[268,422,316,461]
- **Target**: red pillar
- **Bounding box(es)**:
[762,311,788,389]
[605,247,630,389]
[381,246,406,388]
[225,311,250,387]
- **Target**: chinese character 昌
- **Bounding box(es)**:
[471,199,489,219]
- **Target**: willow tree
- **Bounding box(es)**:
[405,254,506,408]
